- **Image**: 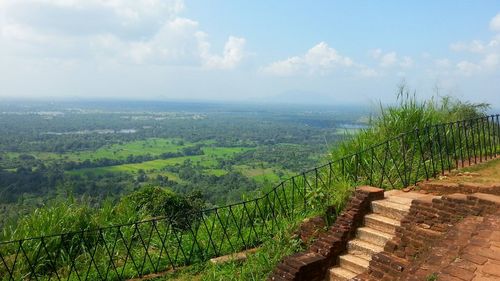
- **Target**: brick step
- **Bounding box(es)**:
[371,200,410,220]
[356,227,393,247]
[338,254,370,274]
[364,213,400,234]
[385,195,413,206]
[347,239,384,256]
[328,266,357,281]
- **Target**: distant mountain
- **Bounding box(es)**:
[264,90,341,105]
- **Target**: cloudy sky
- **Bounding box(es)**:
[1,1,499,106]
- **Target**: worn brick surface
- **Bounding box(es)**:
[270,161,500,281]
[268,186,383,281]
[363,183,500,281]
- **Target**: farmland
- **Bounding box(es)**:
[0,100,367,225]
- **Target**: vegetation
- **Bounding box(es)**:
[160,218,306,281]
[0,92,495,281]
[0,102,365,226]
[331,83,489,159]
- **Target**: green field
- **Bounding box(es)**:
[66,145,295,186]
[3,137,292,187]
[234,164,293,184]
[6,138,201,163]
[69,146,252,176]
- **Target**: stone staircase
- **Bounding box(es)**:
[327,191,419,280]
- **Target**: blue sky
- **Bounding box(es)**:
[1,1,499,106]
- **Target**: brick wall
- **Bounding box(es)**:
[361,192,500,280]
[268,186,384,281]
[294,216,326,245]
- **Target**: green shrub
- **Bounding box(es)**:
[117,186,205,230]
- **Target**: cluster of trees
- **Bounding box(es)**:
[0,108,359,153]
[62,144,205,170]
[0,103,365,227]
[231,144,321,172]
[164,160,259,204]
[0,166,64,203]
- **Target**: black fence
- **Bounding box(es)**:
[1,114,499,280]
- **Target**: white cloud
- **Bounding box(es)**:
[490,12,500,32]
[379,52,397,67]
[445,13,500,76]
[400,56,413,68]
[359,67,379,77]
[420,52,431,59]
[370,49,413,68]
[456,61,481,76]
[369,48,383,59]
[450,13,500,55]
[261,42,353,76]
[261,57,302,76]
[0,0,246,69]
[1,23,50,44]
[481,53,499,68]
[435,58,451,68]
[450,40,486,53]
[198,35,246,69]
[305,42,353,67]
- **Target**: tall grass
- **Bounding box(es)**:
[332,84,489,158]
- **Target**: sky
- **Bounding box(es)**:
[0,0,499,106]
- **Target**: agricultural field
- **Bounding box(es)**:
[0,100,367,225]
[69,145,254,179]
[4,138,195,163]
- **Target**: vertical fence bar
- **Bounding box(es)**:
[290,177,295,218]
[486,116,493,159]
[315,168,318,192]
[401,133,408,187]
[480,117,487,160]
[426,126,436,177]
[450,122,458,169]
[471,119,478,164]
[435,124,445,175]
[302,173,307,210]
[416,128,429,180]
[463,120,471,166]
[369,147,374,186]
[476,118,483,163]
[497,115,500,155]
[441,123,451,172]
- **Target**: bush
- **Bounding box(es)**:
[116,186,205,230]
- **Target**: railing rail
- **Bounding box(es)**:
[1,114,499,280]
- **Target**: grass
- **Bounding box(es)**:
[68,146,253,177]
[233,165,293,185]
[0,179,317,281]
[69,156,199,175]
[153,210,310,281]
[330,86,490,161]
[7,138,209,163]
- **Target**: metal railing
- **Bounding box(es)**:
[1,114,499,280]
